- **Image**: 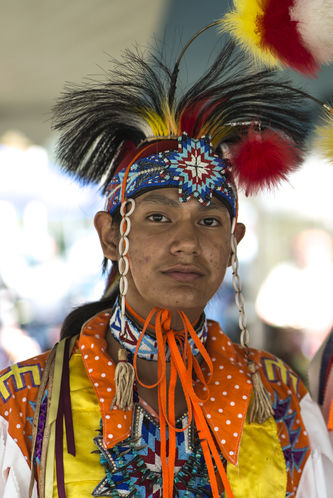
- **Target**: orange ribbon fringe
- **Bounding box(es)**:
[132,307,234,498]
[328,398,333,431]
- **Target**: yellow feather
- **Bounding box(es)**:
[161,100,178,136]
[139,108,169,136]
[219,0,279,67]
[315,107,333,164]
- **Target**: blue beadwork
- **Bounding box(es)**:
[93,404,224,497]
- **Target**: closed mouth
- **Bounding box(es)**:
[162,265,204,282]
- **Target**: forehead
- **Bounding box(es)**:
[135,188,230,212]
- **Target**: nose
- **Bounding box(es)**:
[169,220,200,256]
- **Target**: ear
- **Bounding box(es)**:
[228,222,246,267]
[94,211,119,261]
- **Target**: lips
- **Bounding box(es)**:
[162,265,204,282]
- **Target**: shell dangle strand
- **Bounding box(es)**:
[111,198,136,411]
[230,221,273,424]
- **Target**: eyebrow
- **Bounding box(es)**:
[138,193,227,211]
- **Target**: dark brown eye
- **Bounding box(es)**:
[147,214,169,223]
[199,217,220,227]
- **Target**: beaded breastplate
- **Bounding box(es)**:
[93,403,225,497]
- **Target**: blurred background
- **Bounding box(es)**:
[1,0,333,383]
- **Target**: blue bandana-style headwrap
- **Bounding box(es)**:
[105,134,237,217]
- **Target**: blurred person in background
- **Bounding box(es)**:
[255,229,333,381]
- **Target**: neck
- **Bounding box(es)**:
[125,299,202,333]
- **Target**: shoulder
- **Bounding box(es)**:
[240,345,307,402]
[0,350,50,425]
[207,320,307,402]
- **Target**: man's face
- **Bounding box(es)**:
[120,188,237,322]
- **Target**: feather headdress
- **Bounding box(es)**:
[220,0,333,75]
[53,42,310,198]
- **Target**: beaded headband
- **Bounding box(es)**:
[105,134,238,217]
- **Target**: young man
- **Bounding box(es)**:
[0,41,332,497]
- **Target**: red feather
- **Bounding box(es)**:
[258,0,319,75]
[180,98,222,137]
[232,127,301,195]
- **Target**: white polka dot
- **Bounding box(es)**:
[212,336,216,341]
[239,369,244,374]
[219,365,224,370]
[227,375,232,379]
[108,434,113,439]
[234,385,239,389]
[94,382,99,387]
[108,361,112,366]
[100,398,104,403]
[124,414,127,420]
[203,387,207,391]
[281,434,286,439]
[20,412,23,417]
[233,432,238,437]
[84,354,88,359]
[229,450,234,456]
[247,379,252,384]
[222,391,227,396]
[214,426,219,431]
[227,340,231,346]
[81,345,85,349]
[95,356,100,361]
[212,357,216,362]
[28,385,31,389]
[303,430,307,436]
[218,408,223,413]
[113,405,118,410]
[88,368,93,373]
[222,346,226,351]
[230,401,235,406]
[221,439,226,444]
[16,424,21,429]
[117,423,122,429]
[207,372,212,376]
[107,387,112,392]
[22,397,27,403]
[106,414,110,419]
[91,344,95,349]
[101,373,106,377]
[242,395,247,400]
[104,312,110,317]
[4,411,8,416]
[95,334,101,339]
[215,381,220,385]
[226,420,231,425]
[207,414,211,419]
[99,322,104,326]
[237,413,242,418]
[210,397,215,402]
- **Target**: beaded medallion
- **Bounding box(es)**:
[93,403,225,497]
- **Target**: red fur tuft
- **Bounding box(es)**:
[232,127,301,195]
[258,0,319,75]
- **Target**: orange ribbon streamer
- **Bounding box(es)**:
[328,398,333,430]
[133,307,234,498]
